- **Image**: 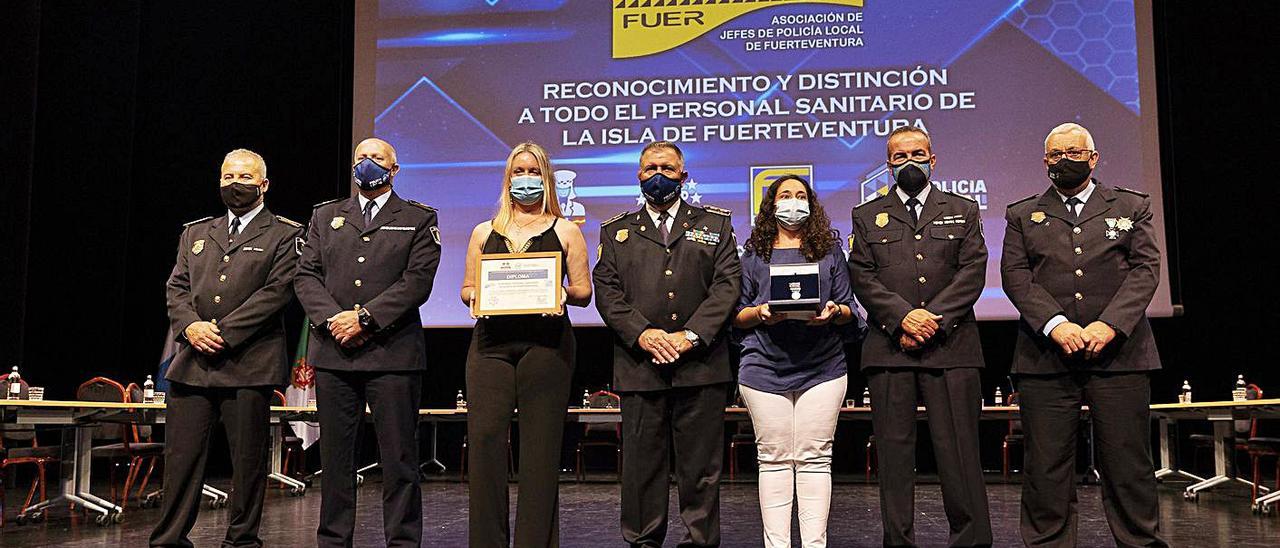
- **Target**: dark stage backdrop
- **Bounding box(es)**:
[1,1,1277,475]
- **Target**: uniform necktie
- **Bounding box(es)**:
[657,211,670,245]
[363,200,376,226]
[906,197,921,226]
[229,217,241,244]
[1066,197,1082,219]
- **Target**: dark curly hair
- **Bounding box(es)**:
[744,174,838,262]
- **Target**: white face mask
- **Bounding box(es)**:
[774,197,810,228]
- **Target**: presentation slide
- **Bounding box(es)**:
[353,0,1170,327]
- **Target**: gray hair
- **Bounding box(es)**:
[222,148,267,178]
[1044,123,1095,151]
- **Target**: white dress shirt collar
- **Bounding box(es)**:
[645,199,682,230]
[358,191,392,221]
[226,202,265,232]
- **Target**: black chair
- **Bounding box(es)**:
[575,390,621,481]
[1189,384,1262,479]
[1,379,59,526]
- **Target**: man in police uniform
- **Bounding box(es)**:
[1002,123,1165,547]
[153,149,302,547]
[594,141,741,548]
[294,138,441,548]
[848,127,992,547]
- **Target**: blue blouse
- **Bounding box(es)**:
[735,246,866,394]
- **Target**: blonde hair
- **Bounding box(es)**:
[492,142,563,235]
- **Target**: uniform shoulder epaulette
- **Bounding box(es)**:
[853,193,886,210]
[312,198,341,209]
[275,215,302,228]
[183,216,214,227]
[943,190,976,203]
[601,211,628,226]
[1007,194,1039,208]
[703,204,732,216]
[407,199,436,212]
[1114,186,1149,198]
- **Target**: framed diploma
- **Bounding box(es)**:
[474,251,563,316]
[768,262,822,320]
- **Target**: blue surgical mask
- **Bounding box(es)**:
[774,198,810,228]
[640,173,683,205]
[509,175,545,205]
[353,158,392,191]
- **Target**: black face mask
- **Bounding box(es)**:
[893,161,930,195]
[220,182,261,210]
[1047,158,1092,189]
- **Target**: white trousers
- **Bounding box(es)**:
[740,375,848,548]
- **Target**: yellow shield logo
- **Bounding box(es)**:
[616,229,629,243]
[192,239,205,255]
[875,212,889,228]
[1031,211,1046,224]
[330,216,345,230]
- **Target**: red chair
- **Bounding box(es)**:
[1,379,59,526]
[124,383,165,506]
[727,421,755,480]
[272,390,306,485]
[576,390,622,481]
[78,377,164,512]
[1002,392,1024,480]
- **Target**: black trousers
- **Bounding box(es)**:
[867,367,991,548]
[315,369,422,548]
[1016,371,1167,548]
[465,327,575,548]
[149,383,272,548]
[620,383,729,548]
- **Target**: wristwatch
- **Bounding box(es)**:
[357,307,374,329]
[683,330,700,346]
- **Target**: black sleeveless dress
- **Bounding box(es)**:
[472,219,573,359]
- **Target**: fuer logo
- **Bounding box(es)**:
[612,0,864,59]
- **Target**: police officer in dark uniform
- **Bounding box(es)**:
[848,127,992,547]
[594,141,741,548]
[294,138,441,548]
[152,149,302,548]
[1001,123,1165,548]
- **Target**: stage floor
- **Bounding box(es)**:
[1,476,1276,546]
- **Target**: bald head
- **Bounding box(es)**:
[354,138,398,168]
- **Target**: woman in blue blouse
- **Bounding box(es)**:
[733,174,864,548]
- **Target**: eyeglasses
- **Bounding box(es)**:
[1045,149,1095,162]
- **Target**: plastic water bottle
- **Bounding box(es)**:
[994,386,1003,407]
[861,386,871,407]
[1180,380,1192,404]
[143,375,156,404]
[582,389,591,408]
[6,366,20,400]
[1232,375,1247,402]
[455,390,467,410]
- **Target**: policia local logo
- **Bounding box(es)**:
[613,0,864,59]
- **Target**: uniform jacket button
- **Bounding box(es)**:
[219,274,227,282]
[1073,227,1081,234]
[667,292,675,299]
[354,279,362,287]
[664,269,672,276]
[358,256,365,263]
[670,313,678,320]
[915,253,924,261]
[362,236,371,242]
[914,234,923,240]
[1074,247,1083,255]
[222,255,230,263]
[918,276,927,284]
[1075,269,1084,277]
[1074,292,1083,301]
[213,295,222,304]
